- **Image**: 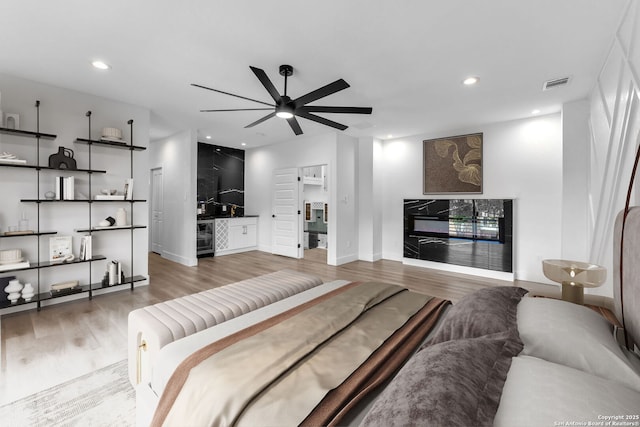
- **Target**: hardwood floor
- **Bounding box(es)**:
[0,249,548,406]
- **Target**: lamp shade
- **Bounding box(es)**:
[542,259,606,288]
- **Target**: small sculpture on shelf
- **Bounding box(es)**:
[21,283,34,302]
[4,279,23,304]
[48,146,77,170]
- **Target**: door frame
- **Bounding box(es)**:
[149,166,164,255]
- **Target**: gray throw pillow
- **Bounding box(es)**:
[427,286,528,345]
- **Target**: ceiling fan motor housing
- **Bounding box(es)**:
[279,64,293,77]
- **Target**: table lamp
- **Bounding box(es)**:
[542,259,606,305]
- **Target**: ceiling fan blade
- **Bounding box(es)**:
[200,108,273,112]
[296,110,348,131]
[287,117,303,135]
[244,112,276,128]
[294,79,350,106]
[300,106,372,114]
[250,66,282,103]
[191,83,274,107]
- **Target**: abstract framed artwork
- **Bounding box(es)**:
[423,132,483,194]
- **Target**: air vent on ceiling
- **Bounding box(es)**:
[542,76,571,91]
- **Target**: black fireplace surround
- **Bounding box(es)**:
[404,199,513,272]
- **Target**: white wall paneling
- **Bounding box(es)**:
[587,0,640,297]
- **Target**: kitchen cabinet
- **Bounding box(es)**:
[215,217,257,256]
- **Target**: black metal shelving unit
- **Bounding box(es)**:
[0,104,147,311]
[74,114,147,297]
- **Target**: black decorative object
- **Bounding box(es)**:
[192,64,372,136]
[48,146,77,170]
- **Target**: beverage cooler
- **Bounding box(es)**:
[197,219,215,257]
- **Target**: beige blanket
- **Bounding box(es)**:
[152,281,449,427]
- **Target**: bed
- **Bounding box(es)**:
[136,209,640,426]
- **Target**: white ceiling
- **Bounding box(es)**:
[0,1,628,148]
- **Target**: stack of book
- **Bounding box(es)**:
[55,176,75,200]
[79,235,92,261]
[0,260,29,272]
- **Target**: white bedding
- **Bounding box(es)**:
[495,355,640,427]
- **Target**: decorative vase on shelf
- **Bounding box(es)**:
[4,279,23,304]
[21,283,34,302]
[115,208,127,226]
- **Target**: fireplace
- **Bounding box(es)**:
[404,199,513,272]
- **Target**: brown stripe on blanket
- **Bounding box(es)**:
[151,280,363,427]
[301,297,451,427]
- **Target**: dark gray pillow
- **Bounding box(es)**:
[427,286,528,345]
[361,334,522,427]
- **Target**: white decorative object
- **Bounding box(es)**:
[4,279,23,304]
[5,113,19,130]
[0,248,22,264]
[115,208,127,226]
[101,127,124,142]
[98,219,110,227]
[21,283,34,302]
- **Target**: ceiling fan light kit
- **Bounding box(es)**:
[193,64,372,135]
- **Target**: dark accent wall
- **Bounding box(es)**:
[197,143,245,217]
[403,199,513,272]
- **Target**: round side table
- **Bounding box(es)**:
[542,259,606,305]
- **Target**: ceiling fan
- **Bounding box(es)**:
[192,64,372,136]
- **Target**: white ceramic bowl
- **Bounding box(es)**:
[101,189,117,195]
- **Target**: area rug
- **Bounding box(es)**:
[0,359,135,426]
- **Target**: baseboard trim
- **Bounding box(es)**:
[358,252,383,262]
[403,258,514,282]
[334,253,359,266]
[162,251,197,267]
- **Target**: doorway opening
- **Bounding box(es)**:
[301,164,328,263]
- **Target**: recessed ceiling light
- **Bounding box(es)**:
[91,60,111,70]
[205,135,212,139]
[531,109,541,114]
[241,142,246,146]
[462,76,479,86]
[387,134,393,138]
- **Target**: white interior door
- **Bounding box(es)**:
[150,167,163,254]
[272,167,301,258]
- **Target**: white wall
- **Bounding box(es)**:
[246,132,359,265]
[357,137,383,261]
[561,99,590,261]
[380,114,563,284]
[0,73,149,301]
[587,0,640,297]
[334,133,358,264]
[246,133,334,261]
[149,130,197,266]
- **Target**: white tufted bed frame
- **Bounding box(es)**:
[127,269,324,386]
